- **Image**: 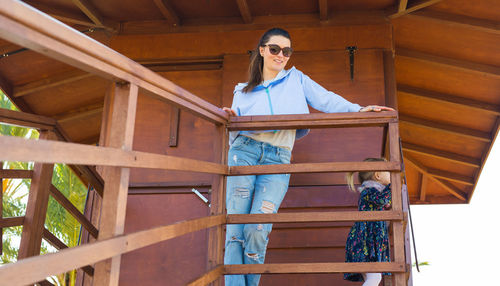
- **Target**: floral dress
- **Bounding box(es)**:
[344,181,392,282]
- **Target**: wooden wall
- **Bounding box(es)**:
[115,24,391,285]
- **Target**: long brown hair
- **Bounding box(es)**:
[242,28,291,93]
[346,158,387,192]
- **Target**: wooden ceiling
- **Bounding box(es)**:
[0,0,498,205]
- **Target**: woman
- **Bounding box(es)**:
[222,27,393,286]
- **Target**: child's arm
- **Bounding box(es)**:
[362,184,392,207]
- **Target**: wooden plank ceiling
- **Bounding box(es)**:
[0,0,498,205]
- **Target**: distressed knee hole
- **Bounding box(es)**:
[233,154,238,162]
[260,200,275,214]
[229,236,245,244]
[246,253,259,261]
[234,188,250,198]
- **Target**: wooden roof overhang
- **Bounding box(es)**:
[0,0,498,205]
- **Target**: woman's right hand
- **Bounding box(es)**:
[222,107,237,116]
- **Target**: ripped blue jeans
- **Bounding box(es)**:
[224,135,291,286]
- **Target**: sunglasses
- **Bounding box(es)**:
[263,44,293,57]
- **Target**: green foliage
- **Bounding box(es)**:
[1,91,89,285]
[413,261,430,267]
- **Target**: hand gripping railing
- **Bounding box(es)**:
[0,1,409,285]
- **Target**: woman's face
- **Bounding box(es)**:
[259,35,291,74]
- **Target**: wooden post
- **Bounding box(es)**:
[18,131,56,259]
[93,82,138,286]
[388,122,407,286]
[75,187,98,286]
[402,185,413,286]
[207,124,228,286]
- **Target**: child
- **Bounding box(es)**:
[344,158,392,286]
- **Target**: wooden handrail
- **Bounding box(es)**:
[0,135,228,175]
[225,262,405,274]
[0,169,33,179]
[42,228,95,277]
[228,111,398,131]
[187,265,224,286]
[229,161,400,176]
[0,215,226,285]
[0,216,24,228]
[0,108,56,130]
[227,211,403,224]
[0,1,228,124]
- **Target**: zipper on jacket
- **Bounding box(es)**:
[264,87,277,133]
[265,87,274,115]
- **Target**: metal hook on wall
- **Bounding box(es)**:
[346,46,357,82]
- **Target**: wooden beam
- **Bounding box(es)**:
[153,0,180,26]
[228,112,398,131]
[419,172,427,203]
[24,0,117,31]
[409,10,500,35]
[0,2,228,124]
[0,133,228,175]
[49,185,98,238]
[42,228,95,277]
[236,0,252,23]
[0,216,25,228]
[387,121,407,286]
[0,214,226,286]
[398,0,409,12]
[206,125,227,286]
[168,107,180,147]
[0,169,33,179]
[0,107,56,130]
[383,50,398,109]
[18,131,56,259]
[471,116,500,202]
[121,12,389,35]
[398,84,500,116]
[53,103,103,123]
[387,0,443,19]
[400,114,491,142]
[404,154,467,201]
[427,168,474,186]
[225,262,405,274]
[0,72,13,97]
[318,0,328,21]
[396,48,500,78]
[187,265,224,286]
[227,211,403,224]
[71,0,105,26]
[93,83,137,286]
[13,70,93,98]
[402,142,481,168]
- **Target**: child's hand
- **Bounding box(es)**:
[222,107,237,116]
[384,203,391,210]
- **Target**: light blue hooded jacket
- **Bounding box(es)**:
[230,66,362,144]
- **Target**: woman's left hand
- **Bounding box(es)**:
[359,105,395,112]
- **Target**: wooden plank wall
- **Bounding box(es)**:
[115,24,390,285]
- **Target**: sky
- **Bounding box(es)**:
[409,133,500,285]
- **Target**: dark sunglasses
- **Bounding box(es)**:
[263,44,293,57]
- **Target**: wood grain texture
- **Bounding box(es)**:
[0,215,225,286]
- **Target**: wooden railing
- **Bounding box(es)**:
[0,1,409,285]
